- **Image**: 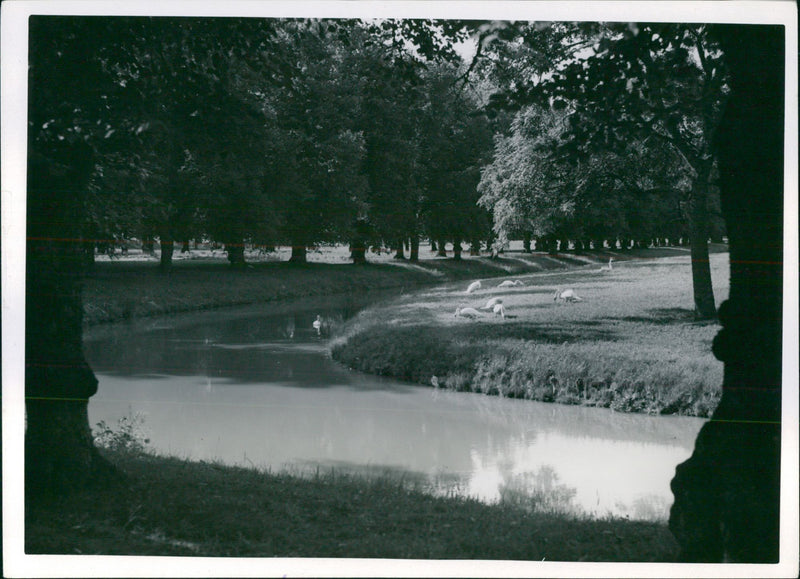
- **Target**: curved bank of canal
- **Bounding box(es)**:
[84,301,705,522]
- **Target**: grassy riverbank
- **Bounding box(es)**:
[81,245,703,326]
[26,448,679,561]
[331,252,729,418]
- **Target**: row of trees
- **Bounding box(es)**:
[31,17,494,270]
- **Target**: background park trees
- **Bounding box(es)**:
[474,21,728,317]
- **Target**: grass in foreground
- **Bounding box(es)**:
[331,253,729,418]
[26,449,679,561]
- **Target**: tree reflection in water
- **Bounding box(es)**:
[497,465,579,516]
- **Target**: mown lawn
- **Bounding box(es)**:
[26,448,680,561]
[331,252,729,417]
[81,245,708,325]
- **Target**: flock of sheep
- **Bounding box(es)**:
[453,258,614,320]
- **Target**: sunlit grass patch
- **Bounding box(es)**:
[331,253,729,417]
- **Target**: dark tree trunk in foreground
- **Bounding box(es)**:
[669,25,784,563]
[26,142,117,497]
[436,239,447,257]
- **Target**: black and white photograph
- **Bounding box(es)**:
[2,1,797,577]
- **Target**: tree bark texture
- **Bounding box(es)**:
[409,237,420,261]
[226,241,246,266]
[26,142,116,497]
[289,242,307,264]
[452,239,462,260]
[522,231,532,253]
[469,239,481,256]
[669,24,784,563]
[142,236,155,255]
[394,237,406,259]
[159,235,174,270]
[688,165,717,319]
[350,241,367,264]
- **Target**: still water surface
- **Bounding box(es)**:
[85,303,706,521]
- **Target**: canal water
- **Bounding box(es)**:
[84,303,705,521]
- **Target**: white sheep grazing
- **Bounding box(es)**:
[553,288,583,303]
[480,297,503,310]
[454,306,482,318]
[498,279,525,288]
[493,303,507,318]
[466,280,482,294]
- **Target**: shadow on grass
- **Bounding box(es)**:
[619,308,718,326]
[449,322,620,343]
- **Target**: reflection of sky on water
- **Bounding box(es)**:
[86,304,705,522]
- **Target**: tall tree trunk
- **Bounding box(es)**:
[669,25,783,563]
[350,241,366,264]
[409,236,419,262]
[159,234,174,270]
[142,236,155,255]
[436,239,447,257]
[452,238,462,260]
[469,238,481,256]
[26,142,117,497]
[430,239,437,252]
[350,218,368,264]
[394,237,406,259]
[522,231,532,253]
[289,241,307,264]
[688,166,717,319]
[181,240,190,253]
[226,241,246,267]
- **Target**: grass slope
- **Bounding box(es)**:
[81,246,714,326]
[26,449,679,561]
[331,253,729,417]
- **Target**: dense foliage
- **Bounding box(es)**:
[30,17,727,280]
